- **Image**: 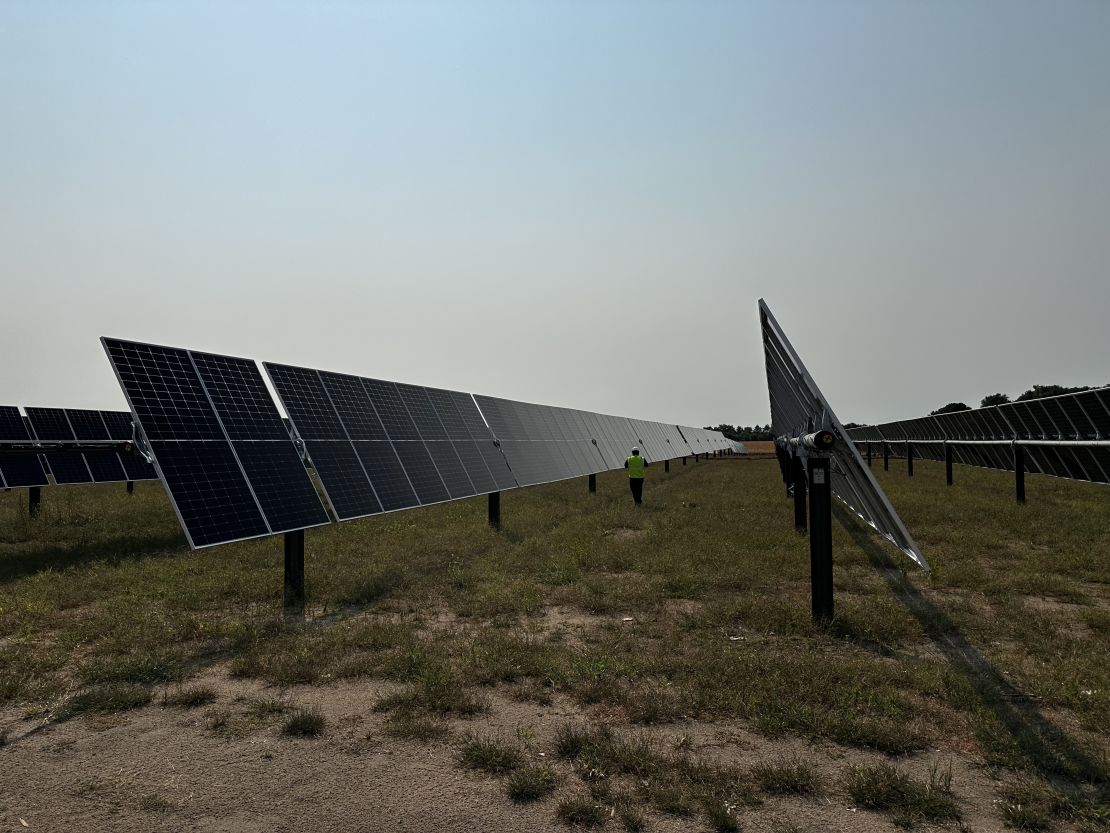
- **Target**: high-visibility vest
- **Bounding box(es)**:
[627,455,646,478]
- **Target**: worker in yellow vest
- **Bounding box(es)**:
[624,446,648,505]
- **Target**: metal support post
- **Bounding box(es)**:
[664,459,669,473]
[807,456,834,623]
[588,473,596,494]
[682,456,687,465]
[945,443,953,486]
[866,442,872,467]
[283,530,305,610]
[488,491,501,529]
[883,442,889,471]
[1015,445,1026,503]
[792,455,807,532]
[906,442,914,477]
[126,480,135,494]
[28,486,42,516]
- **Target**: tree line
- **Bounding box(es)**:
[703,424,774,441]
[928,383,1108,416]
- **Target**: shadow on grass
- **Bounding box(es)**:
[834,504,1108,794]
[0,531,187,584]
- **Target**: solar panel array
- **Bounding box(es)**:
[103,339,330,548]
[846,387,1110,485]
[0,406,157,488]
[473,397,719,488]
[97,337,729,549]
[759,299,927,568]
[263,364,515,520]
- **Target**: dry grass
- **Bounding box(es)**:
[1,460,1108,827]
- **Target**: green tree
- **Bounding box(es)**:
[980,393,1010,407]
[1015,384,1091,402]
[930,402,971,415]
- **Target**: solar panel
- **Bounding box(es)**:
[352,441,416,511]
[41,452,92,484]
[0,406,49,488]
[760,299,927,569]
[845,386,1110,487]
[83,451,128,483]
[104,339,329,548]
[66,409,110,440]
[25,408,96,485]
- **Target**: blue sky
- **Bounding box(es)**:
[2,1,1107,424]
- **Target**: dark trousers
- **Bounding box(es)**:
[629,478,644,504]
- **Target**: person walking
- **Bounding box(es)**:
[625,446,648,505]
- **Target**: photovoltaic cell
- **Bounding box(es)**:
[66,409,110,440]
[0,405,49,487]
[425,441,475,498]
[25,408,75,441]
[392,442,449,504]
[451,440,498,494]
[191,352,290,441]
[103,341,224,440]
[120,453,158,482]
[84,451,128,483]
[425,388,470,440]
[232,442,331,531]
[265,364,348,440]
[396,384,448,440]
[102,411,135,441]
[319,372,388,441]
[303,440,382,519]
[154,441,270,547]
[352,442,419,511]
[363,380,420,440]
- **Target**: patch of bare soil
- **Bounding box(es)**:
[0,667,1026,833]
[603,527,645,541]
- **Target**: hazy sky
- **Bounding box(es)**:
[2,1,1107,427]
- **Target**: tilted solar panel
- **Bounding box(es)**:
[25,408,96,485]
[0,405,50,488]
[845,386,1110,487]
[760,299,927,569]
[104,339,329,548]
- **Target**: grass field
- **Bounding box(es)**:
[1,457,1107,831]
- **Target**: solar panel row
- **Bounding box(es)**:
[264,364,515,519]
[473,397,728,488]
[845,387,1110,486]
[0,406,157,488]
[102,338,731,549]
[759,300,927,568]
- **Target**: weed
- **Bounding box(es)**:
[507,766,558,802]
[375,667,488,718]
[459,735,522,774]
[705,800,740,832]
[556,797,607,827]
[845,763,959,827]
[54,683,152,721]
[383,713,450,743]
[618,806,646,831]
[282,707,326,737]
[751,757,821,795]
[162,685,217,709]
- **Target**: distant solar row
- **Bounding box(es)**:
[0,406,157,489]
[846,387,1110,485]
[103,338,730,549]
[759,300,927,568]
